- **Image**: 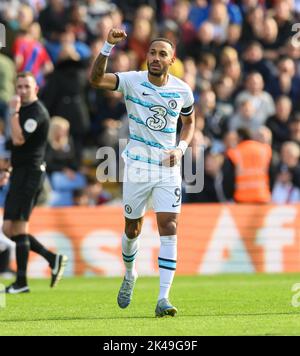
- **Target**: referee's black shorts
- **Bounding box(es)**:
[4,165,46,221]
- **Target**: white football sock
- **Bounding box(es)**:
[122,233,139,280]
[158,235,177,301]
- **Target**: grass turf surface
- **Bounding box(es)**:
[0,274,299,336]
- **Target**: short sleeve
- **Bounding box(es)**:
[114,71,135,94]
[21,106,47,140]
[22,117,41,139]
[181,85,194,116]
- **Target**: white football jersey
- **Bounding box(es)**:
[116,71,194,171]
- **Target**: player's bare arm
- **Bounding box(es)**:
[163,111,195,167]
[9,95,25,146]
[89,29,127,90]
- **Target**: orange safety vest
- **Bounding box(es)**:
[226,140,272,203]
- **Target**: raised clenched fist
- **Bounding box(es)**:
[9,95,21,113]
[107,29,127,45]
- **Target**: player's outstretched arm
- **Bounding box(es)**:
[89,28,127,90]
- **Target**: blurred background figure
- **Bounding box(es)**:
[266,95,292,153]
[272,142,300,204]
[235,72,276,126]
[46,116,86,207]
[13,25,53,87]
[0,54,15,132]
[223,128,272,203]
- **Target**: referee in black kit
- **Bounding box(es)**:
[3,72,68,294]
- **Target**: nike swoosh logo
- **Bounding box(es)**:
[142,92,151,96]
[172,203,181,208]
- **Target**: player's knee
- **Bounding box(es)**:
[159,219,177,235]
[125,225,141,239]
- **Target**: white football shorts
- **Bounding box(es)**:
[122,166,182,219]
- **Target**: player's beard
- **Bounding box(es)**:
[147,62,166,77]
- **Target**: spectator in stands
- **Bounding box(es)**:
[272,142,300,203]
[46,116,86,207]
[240,6,264,46]
[46,116,79,175]
[45,25,91,65]
[238,0,265,16]
[220,46,239,67]
[68,2,89,43]
[235,72,275,125]
[253,127,279,174]
[223,130,239,150]
[266,56,300,110]
[188,21,219,60]
[189,0,242,31]
[134,4,157,41]
[113,0,158,25]
[200,89,230,152]
[282,38,300,76]
[17,4,34,32]
[207,1,230,44]
[260,16,280,61]
[253,126,275,150]
[110,7,126,41]
[127,18,152,68]
[29,21,43,42]
[195,54,216,91]
[185,148,226,203]
[135,4,156,23]
[42,26,91,161]
[13,25,53,86]
[273,0,294,47]
[222,128,272,203]
[214,76,235,118]
[38,0,70,40]
[85,175,112,205]
[230,99,261,133]
[222,57,243,96]
[169,0,196,48]
[266,95,292,152]
[94,14,114,45]
[85,0,117,40]
[226,23,242,49]
[241,42,273,83]
[253,127,279,179]
[73,188,90,206]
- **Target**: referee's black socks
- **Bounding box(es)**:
[28,234,56,268]
[11,234,30,286]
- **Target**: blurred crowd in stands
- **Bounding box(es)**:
[1,0,300,206]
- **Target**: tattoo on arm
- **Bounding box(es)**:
[91,54,109,84]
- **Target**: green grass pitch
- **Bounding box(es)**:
[0,274,299,336]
